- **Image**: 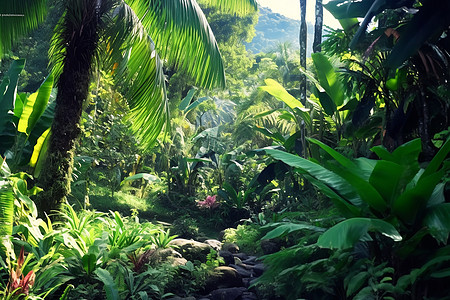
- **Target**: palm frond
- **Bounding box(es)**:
[0,0,47,58]
[125,0,226,89]
[102,2,169,149]
[199,0,258,16]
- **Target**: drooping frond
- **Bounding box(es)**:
[125,0,226,89]
[0,0,47,58]
[199,0,258,16]
[101,1,168,149]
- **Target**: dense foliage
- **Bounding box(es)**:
[0,0,449,299]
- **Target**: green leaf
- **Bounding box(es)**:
[17,73,53,135]
[346,271,370,297]
[421,138,450,179]
[0,59,25,154]
[30,128,51,178]
[311,52,344,107]
[392,169,444,225]
[185,96,210,113]
[121,173,160,185]
[200,0,258,16]
[424,203,450,245]
[259,79,311,128]
[369,160,404,205]
[94,268,119,300]
[265,149,362,207]
[178,88,197,111]
[317,218,402,250]
[261,222,324,240]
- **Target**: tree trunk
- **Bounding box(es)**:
[37,0,100,215]
[313,0,323,53]
[299,0,307,105]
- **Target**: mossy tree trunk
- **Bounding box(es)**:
[313,0,323,53]
[37,0,100,215]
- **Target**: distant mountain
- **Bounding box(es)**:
[245,6,315,56]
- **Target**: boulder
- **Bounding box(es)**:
[210,287,247,300]
[219,250,234,266]
[205,266,243,292]
[204,239,222,252]
[169,238,212,262]
[148,248,187,267]
[229,264,252,278]
[222,242,239,254]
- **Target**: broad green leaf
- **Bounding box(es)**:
[393,170,444,224]
[31,129,51,178]
[261,222,324,240]
[303,174,361,218]
[179,88,197,111]
[0,59,25,154]
[317,218,402,250]
[121,173,160,185]
[17,73,53,135]
[346,271,370,297]
[424,203,450,245]
[222,182,238,202]
[318,91,337,116]
[94,268,119,300]
[185,96,210,113]
[421,137,450,179]
[265,149,362,206]
[369,160,404,205]
[307,138,355,170]
[259,79,311,127]
[311,52,344,106]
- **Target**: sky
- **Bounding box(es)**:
[257,0,341,29]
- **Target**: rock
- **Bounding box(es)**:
[234,256,243,266]
[252,263,265,277]
[233,252,249,261]
[222,242,239,254]
[205,266,243,292]
[169,238,212,262]
[210,287,247,300]
[242,256,258,265]
[219,250,234,266]
[204,239,222,252]
[166,297,196,300]
[260,239,281,255]
[149,248,187,267]
[230,264,252,278]
[241,291,258,300]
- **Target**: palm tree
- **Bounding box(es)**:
[1,0,257,214]
[299,0,307,105]
[313,0,323,53]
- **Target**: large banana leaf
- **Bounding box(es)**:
[0,59,25,154]
[17,73,54,136]
[311,52,344,114]
[265,148,362,207]
[259,79,311,128]
[317,218,402,250]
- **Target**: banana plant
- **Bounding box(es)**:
[0,59,55,174]
[265,137,450,251]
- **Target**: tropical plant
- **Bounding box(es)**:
[264,137,450,298]
[0,59,54,174]
[5,0,258,214]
